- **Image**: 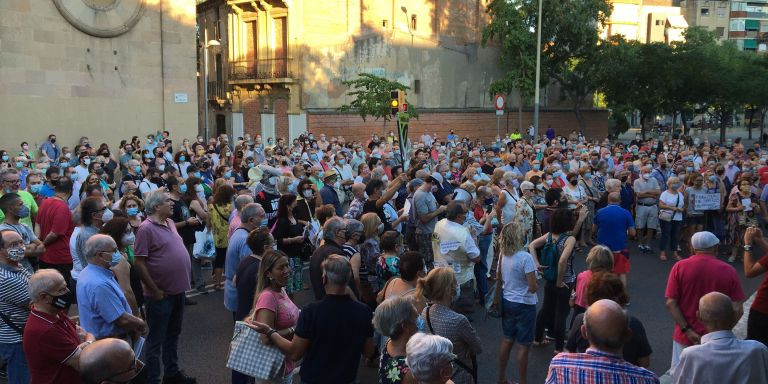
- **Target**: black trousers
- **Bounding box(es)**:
[535,280,572,350]
[748,308,768,347]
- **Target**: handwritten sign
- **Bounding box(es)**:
[694,193,720,211]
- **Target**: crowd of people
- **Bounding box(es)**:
[0,128,767,384]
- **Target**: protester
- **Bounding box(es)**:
[224,203,265,319]
[545,300,659,384]
[593,192,635,287]
[373,296,420,384]
[0,230,31,384]
[672,292,768,384]
[405,333,457,384]
[79,338,144,384]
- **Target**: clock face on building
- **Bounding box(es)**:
[53,0,146,38]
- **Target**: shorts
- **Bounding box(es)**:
[635,204,659,230]
[686,215,704,226]
[502,299,536,345]
[214,246,227,269]
[612,250,631,275]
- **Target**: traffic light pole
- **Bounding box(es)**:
[533,0,543,140]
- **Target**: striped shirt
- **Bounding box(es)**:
[546,349,659,384]
[0,264,31,344]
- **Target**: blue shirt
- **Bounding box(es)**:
[594,204,635,252]
[224,227,254,312]
[39,184,55,198]
[76,264,132,338]
[320,185,342,216]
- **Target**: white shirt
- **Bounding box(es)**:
[501,251,538,305]
[139,180,159,198]
[673,330,768,384]
[74,165,89,183]
[660,190,684,221]
[69,226,83,280]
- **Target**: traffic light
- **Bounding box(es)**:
[390,90,400,116]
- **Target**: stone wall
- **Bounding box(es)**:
[0,0,198,150]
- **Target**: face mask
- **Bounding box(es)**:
[157,164,165,172]
[452,162,460,169]
[302,189,313,198]
[195,184,204,193]
[17,205,29,218]
[69,173,79,182]
[50,291,72,310]
[569,179,578,186]
[584,172,593,179]
[29,184,42,194]
[1,155,7,162]
[180,184,188,193]
[338,158,347,166]
[104,250,122,267]
[377,223,384,234]
[224,171,232,178]
[102,208,114,223]
[6,246,25,262]
[642,173,650,180]
[83,158,91,166]
[179,155,186,162]
[260,217,269,227]
[670,183,680,190]
[15,161,24,169]
[686,167,694,172]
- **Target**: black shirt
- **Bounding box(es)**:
[295,294,374,384]
[362,199,389,231]
[566,313,652,366]
[255,190,281,228]
[170,197,196,245]
[309,240,344,300]
[273,217,304,257]
[234,255,260,320]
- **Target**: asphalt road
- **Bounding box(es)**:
[169,239,763,384]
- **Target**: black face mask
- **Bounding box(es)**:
[716,170,725,176]
[620,176,628,183]
[50,291,72,310]
[569,179,578,186]
[50,138,56,144]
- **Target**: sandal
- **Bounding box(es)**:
[532,339,550,347]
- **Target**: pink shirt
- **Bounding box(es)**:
[665,253,745,345]
[228,211,242,239]
[255,288,300,373]
[133,217,191,295]
[574,270,592,309]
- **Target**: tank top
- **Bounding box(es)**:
[501,189,518,225]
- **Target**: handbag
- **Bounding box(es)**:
[659,193,680,222]
[226,321,285,380]
[192,227,216,260]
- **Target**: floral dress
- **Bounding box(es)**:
[727,190,757,245]
[377,255,400,287]
[513,197,535,245]
[379,341,410,384]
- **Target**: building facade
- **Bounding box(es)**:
[602,0,689,44]
[197,0,609,143]
[729,0,768,52]
[680,0,731,41]
[0,0,198,150]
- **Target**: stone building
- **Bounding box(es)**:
[0,0,198,150]
[198,0,609,143]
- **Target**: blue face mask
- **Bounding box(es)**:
[179,155,186,162]
[260,217,268,227]
[444,171,452,180]
[126,207,139,216]
[17,205,29,218]
[180,184,188,193]
[533,164,541,171]
[192,172,201,178]
[452,162,460,169]
[1,155,8,162]
[133,165,142,174]
[105,250,122,268]
[29,184,42,194]
[248,162,255,168]
[224,171,232,178]
[416,317,426,332]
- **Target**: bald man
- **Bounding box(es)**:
[672,292,768,384]
[344,183,367,220]
[79,338,143,384]
[593,192,636,288]
[546,300,659,384]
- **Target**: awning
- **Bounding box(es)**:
[666,15,688,29]
[744,39,758,49]
[746,19,760,30]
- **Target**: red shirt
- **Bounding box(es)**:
[759,166,768,186]
[23,310,81,384]
[752,254,768,315]
[665,253,745,346]
[37,197,74,265]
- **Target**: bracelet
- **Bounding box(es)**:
[266,328,277,338]
[744,245,752,251]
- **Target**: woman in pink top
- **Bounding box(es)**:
[250,250,300,384]
[569,245,613,327]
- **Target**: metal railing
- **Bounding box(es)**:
[229,58,293,81]
[207,81,225,100]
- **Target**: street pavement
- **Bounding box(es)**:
[173,240,763,384]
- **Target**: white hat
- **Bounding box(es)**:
[429,172,444,188]
[691,231,720,250]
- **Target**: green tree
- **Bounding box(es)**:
[338,73,418,133]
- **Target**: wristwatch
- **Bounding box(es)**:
[744,245,753,251]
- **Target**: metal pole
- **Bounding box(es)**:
[496,115,500,138]
[533,0,543,140]
[203,31,210,140]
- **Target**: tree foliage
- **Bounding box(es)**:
[338,73,418,124]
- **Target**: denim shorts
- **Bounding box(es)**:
[502,299,537,344]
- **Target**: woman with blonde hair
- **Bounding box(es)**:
[358,212,383,306]
[417,267,482,384]
[492,223,538,384]
[569,245,613,325]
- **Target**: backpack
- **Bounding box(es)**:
[538,233,569,282]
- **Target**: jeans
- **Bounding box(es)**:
[534,281,572,350]
[145,293,185,384]
[0,342,29,384]
[475,234,492,304]
[659,220,682,254]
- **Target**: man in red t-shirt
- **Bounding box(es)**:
[37,177,75,293]
[665,231,745,369]
[743,227,768,346]
[23,269,94,384]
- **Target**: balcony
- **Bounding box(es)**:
[229,58,294,85]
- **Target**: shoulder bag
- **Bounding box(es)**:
[226,295,286,380]
[659,193,680,222]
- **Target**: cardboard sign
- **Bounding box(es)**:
[694,193,721,211]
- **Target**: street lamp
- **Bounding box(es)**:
[202,37,220,140]
[533,0,543,139]
[401,6,414,46]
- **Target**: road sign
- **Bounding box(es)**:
[494,94,505,111]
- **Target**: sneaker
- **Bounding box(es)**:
[163,370,197,384]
